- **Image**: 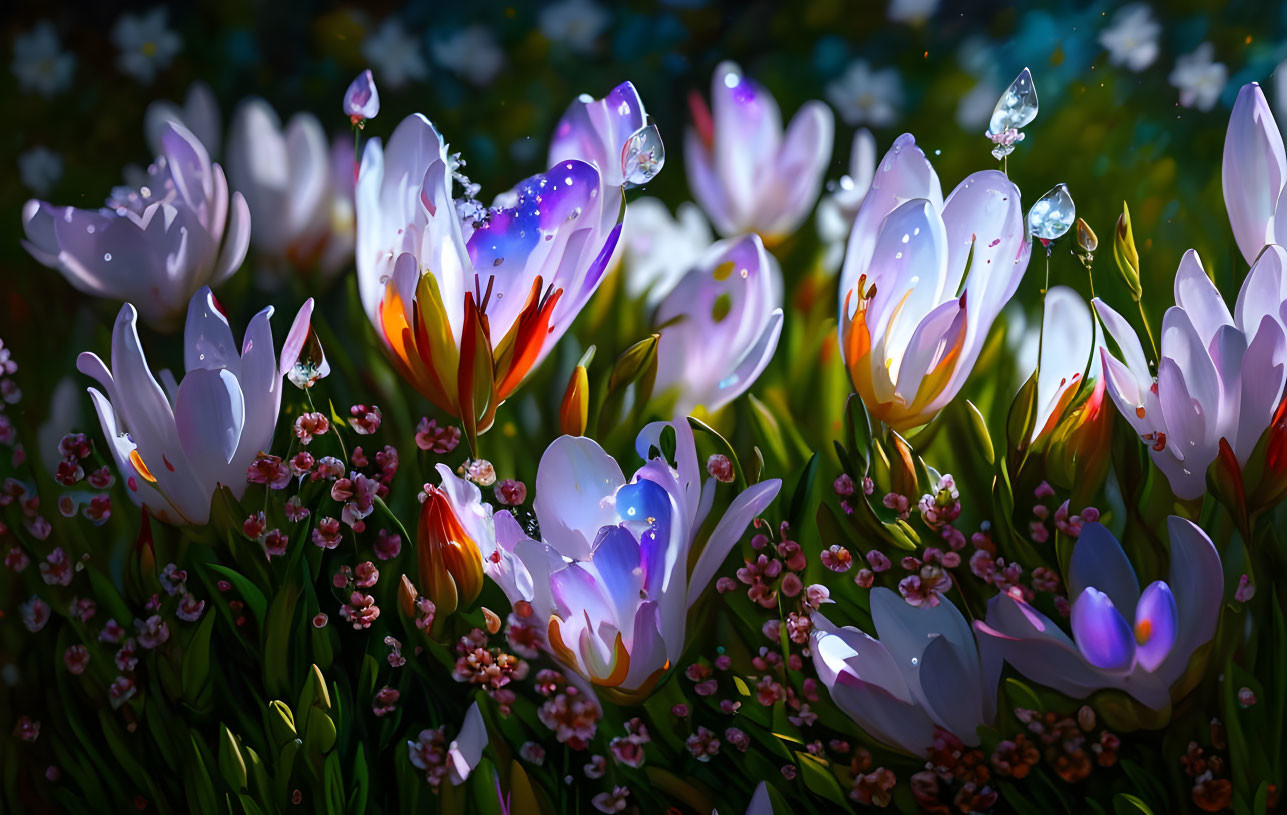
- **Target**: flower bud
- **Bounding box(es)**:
[1076,218,1098,253]
[398,574,420,621]
[416,486,484,617]
[560,365,589,437]
[1113,202,1143,301]
[343,69,379,124]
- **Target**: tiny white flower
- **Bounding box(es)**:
[620,198,713,305]
[430,25,504,86]
[1099,4,1161,72]
[11,21,75,97]
[111,7,182,85]
[17,146,62,195]
[539,0,610,54]
[887,0,939,25]
[1169,43,1227,112]
[362,18,427,89]
[825,60,903,127]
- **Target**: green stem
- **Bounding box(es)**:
[1137,299,1159,363]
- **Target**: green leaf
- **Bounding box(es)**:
[1112,793,1154,815]
[1004,677,1044,714]
[218,726,248,792]
[262,575,302,699]
[1006,369,1040,469]
[965,399,995,465]
[786,453,819,531]
[347,743,369,815]
[688,415,746,488]
[795,751,847,806]
[203,563,268,627]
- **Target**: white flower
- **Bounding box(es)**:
[539,0,610,54]
[11,22,75,97]
[361,18,427,90]
[17,146,62,195]
[887,0,939,24]
[1099,4,1161,72]
[1169,43,1227,112]
[431,26,504,86]
[145,81,222,159]
[111,7,182,85]
[620,198,712,305]
[825,60,903,127]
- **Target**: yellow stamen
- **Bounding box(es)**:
[129,449,157,483]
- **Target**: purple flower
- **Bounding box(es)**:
[481,418,780,697]
[974,517,1222,710]
[77,288,315,525]
[22,123,249,330]
[1095,247,1286,500]
[686,61,834,243]
[651,235,783,414]
[839,134,1031,431]
[810,588,997,756]
[343,69,380,122]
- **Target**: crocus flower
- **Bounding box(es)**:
[458,419,779,700]
[686,60,834,244]
[619,198,712,306]
[810,588,998,756]
[344,69,380,123]
[227,98,355,279]
[356,108,625,445]
[652,234,783,414]
[548,80,661,192]
[1094,247,1287,500]
[76,287,314,525]
[1224,83,1287,266]
[22,122,250,331]
[974,517,1222,710]
[838,134,1031,430]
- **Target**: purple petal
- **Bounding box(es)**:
[186,287,240,374]
[1156,516,1223,686]
[1067,522,1140,614]
[548,81,646,188]
[1236,315,1286,461]
[1224,83,1286,265]
[1173,250,1232,346]
[535,436,626,560]
[686,477,781,605]
[1070,587,1136,672]
[343,69,380,120]
[1134,581,1178,673]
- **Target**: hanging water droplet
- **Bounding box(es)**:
[1028,183,1075,242]
[987,67,1038,159]
[621,124,665,187]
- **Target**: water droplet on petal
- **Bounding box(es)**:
[1027,183,1075,242]
[621,124,665,187]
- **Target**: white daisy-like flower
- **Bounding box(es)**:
[17,146,62,195]
[1099,4,1161,72]
[11,21,75,97]
[1169,43,1227,112]
[361,18,428,90]
[111,7,182,85]
[825,60,903,127]
[430,25,505,86]
[539,0,611,54]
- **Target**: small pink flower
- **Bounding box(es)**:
[263,529,288,557]
[25,516,51,540]
[177,594,206,622]
[821,544,852,572]
[159,563,187,595]
[373,686,400,716]
[108,676,137,708]
[725,727,749,752]
[1238,687,1257,708]
[833,473,855,496]
[312,517,342,549]
[20,595,50,632]
[136,615,169,649]
[115,639,138,671]
[290,451,315,477]
[671,703,690,718]
[312,613,329,628]
[1235,574,1255,604]
[355,561,380,588]
[243,511,266,540]
[247,454,291,489]
[706,454,735,483]
[285,495,310,521]
[592,786,630,814]
[416,417,462,453]
[804,583,830,609]
[519,742,546,765]
[1031,566,1060,593]
[780,572,803,597]
[333,565,353,588]
[87,466,114,489]
[39,547,73,586]
[68,597,96,622]
[882,492,910,519]
[58,495,77,516]
[15,716,40,742]
[685,727,720,761]
[414,597,436,630]
[1034,481,1055,500]
[465,458,496,486]
[495,479,527,506]
[374,529,402,560]
[64,645,90,674]
[294,412,330,444]
[349,404,382,435]
[715,576,737,593]
[4,547,30,572]
[584,754,607,779]
[866,550,892,572]
[99,618,125,643]
[55,457,84,486]
[58,433,92,459]
[340,591,380,629]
